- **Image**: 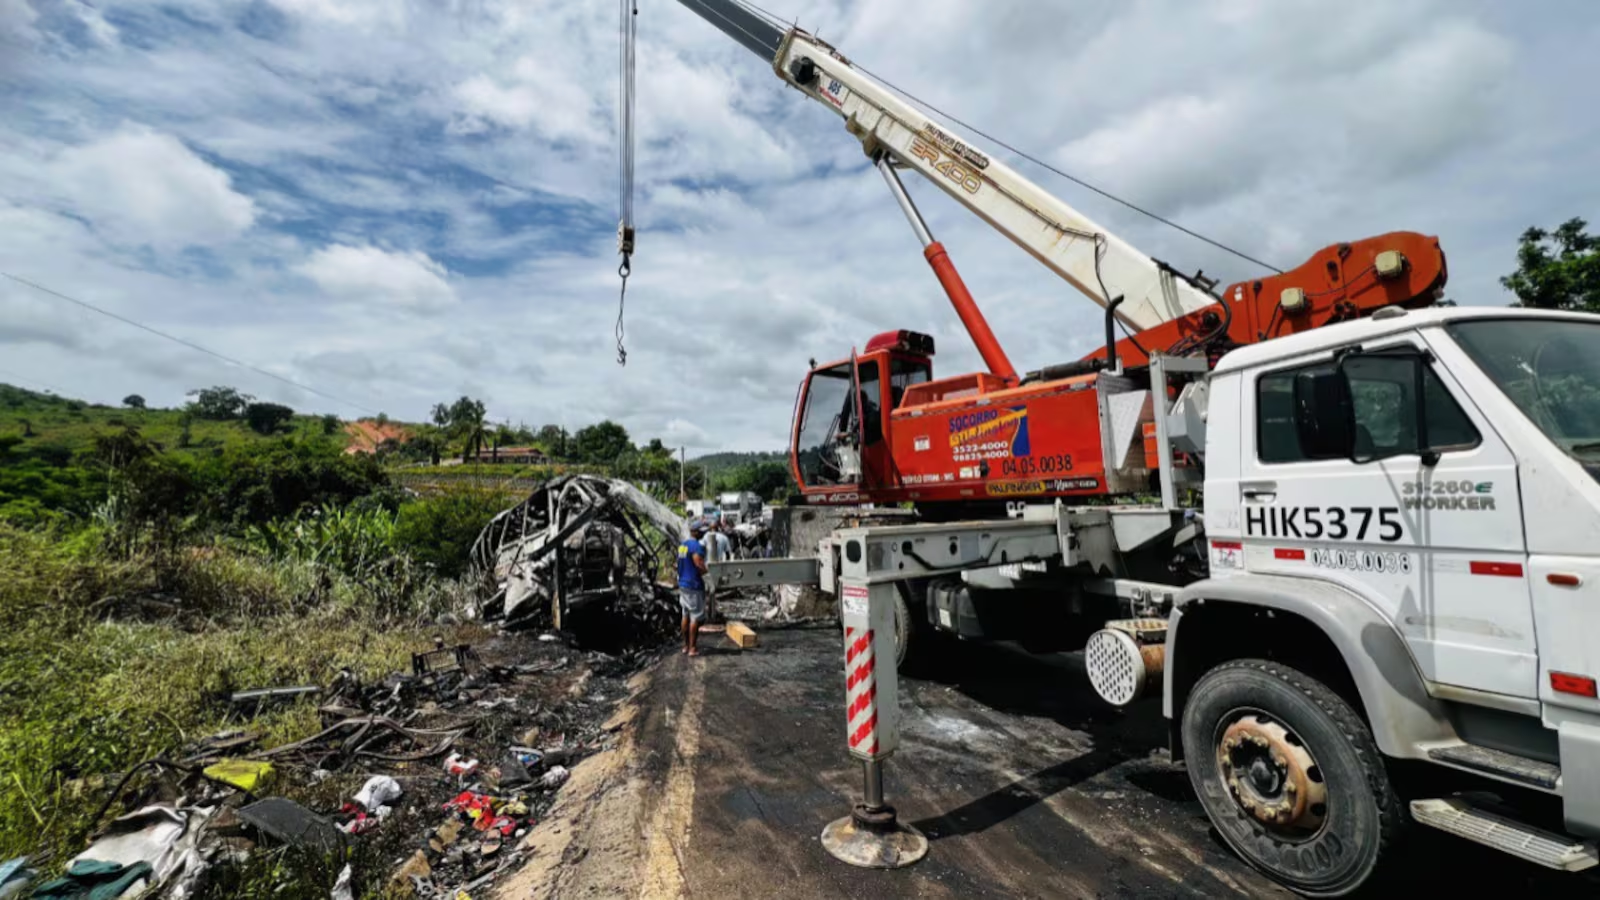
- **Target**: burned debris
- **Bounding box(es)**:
[471,475,685,641]
[21,630,648,899]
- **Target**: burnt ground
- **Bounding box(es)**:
[498,625,1600,899]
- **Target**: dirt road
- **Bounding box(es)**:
[501,626,1596,899]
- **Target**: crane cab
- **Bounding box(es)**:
[790,330,933,502]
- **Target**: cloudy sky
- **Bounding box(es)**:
[1,0,1596,452]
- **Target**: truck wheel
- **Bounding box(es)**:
[1181,659,1400,897]
[892,584,914,670]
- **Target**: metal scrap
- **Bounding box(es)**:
[471,475,684,631]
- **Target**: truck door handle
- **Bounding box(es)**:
[1242,482,1277,501]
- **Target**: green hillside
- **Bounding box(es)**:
[691,450,786,473]
[0,384,352,457]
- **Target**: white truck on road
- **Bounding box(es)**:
[678,0,1600,893]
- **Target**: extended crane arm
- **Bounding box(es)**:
[678,0,1447,373]
[678,0,1215,335]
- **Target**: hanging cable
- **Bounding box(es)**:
[615,0,639,365]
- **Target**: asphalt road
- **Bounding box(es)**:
[633,625,1599,899]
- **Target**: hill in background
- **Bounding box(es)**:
[0,383,364,456]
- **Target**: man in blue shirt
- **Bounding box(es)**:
[677,521,709,657]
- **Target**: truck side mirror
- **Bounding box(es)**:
[1335,351,1437,466]
[1292,370,1355,459]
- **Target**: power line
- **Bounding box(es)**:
[1,272,382,415]
[727,0,1284,274]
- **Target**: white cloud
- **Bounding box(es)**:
[50,125,257,250]
[67,0,117,46]
[449,58,602,142]
[0,0,1590,454]
[268,0,403,29]
[297,244,457,312]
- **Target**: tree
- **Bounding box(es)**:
[122,394,146,409]
[1502,218,1600,312]
[244,402,296,435]
[535,425,570,460]
[573,420,633,465]
[376,412,389,426]
[645,437,672,458]
[186,386,253,420]
[90,426,156,470]
[17,419,33,438]
[713,460,793,501]
[321,414,340,436]
[492,425,516,461]
[428,396,489,461]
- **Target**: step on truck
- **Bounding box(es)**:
[669,0,1600,893]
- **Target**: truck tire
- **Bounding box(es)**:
[892,584,915,671]
[892,582,947,673]
[1181,659,1400,897]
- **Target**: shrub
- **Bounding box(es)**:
[197,439,388,530]
[392,489,504,578]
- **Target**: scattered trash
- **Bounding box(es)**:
[414,643,469,677]
[430,819,465,853]
[352,775,402,811]
[51,625,646,897]
[0,857,34,900]
[229,685,320,706]
[331,863,354,900]
[39,805,212,900]
[202,759,274,793]
[184,730,260,762]
[390,850,432,891]
[537,633,560,642]
[236,798,345,854]
[28,859,153,899]
[493,754,532,790]
[444,753,480,776]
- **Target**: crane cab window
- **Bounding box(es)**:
[1257,353,1480,463]
[889,357,932,410]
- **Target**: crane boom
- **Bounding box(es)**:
[674,0,1449,511]
[679,0,1215,334]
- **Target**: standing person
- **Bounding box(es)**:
[677,521,709,657]
[704,517,733,622]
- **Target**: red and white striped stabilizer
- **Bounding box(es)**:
[844,625,878,757]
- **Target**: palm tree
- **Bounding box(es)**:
[459,411,489,463]
[492,425,515,462]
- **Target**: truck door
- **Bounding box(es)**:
[853,355,892,489]
[792,362,861,494]
[1239,336,1535,699]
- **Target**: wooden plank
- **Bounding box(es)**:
[726,621,758,650]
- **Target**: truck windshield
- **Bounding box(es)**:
[1449,318,1600,470]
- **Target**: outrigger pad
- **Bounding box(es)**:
[820,804,929,870]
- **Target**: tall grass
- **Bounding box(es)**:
[0,523,482,861]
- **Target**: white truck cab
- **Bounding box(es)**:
[1169,307,1600,895]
